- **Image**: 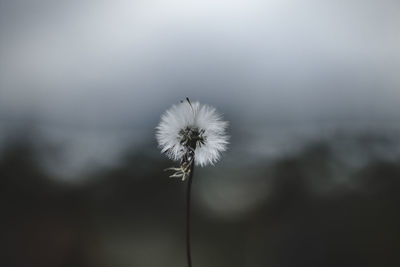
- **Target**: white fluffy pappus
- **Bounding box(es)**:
[156,100,229,167]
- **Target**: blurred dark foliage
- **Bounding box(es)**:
[0,136,399,267]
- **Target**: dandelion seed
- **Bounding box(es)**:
[156,98,229,170]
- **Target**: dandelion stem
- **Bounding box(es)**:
[186,159,195,267]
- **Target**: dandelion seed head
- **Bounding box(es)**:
[156,100,229,167]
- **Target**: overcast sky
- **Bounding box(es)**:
[1,0,399,127]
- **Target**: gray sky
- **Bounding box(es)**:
[1,0,399,125]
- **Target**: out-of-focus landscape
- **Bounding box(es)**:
[1,1,400,266]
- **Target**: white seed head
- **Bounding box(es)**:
[156,100,229,167]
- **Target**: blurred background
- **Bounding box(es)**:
[1,0,400,266]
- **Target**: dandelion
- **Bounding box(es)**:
[156,98,229,267]
[156,97,229,179]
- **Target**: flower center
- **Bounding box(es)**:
[179,126,206,149]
